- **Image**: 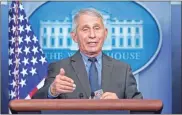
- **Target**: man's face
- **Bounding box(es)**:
[71,14,108,56]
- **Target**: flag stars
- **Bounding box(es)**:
[39,56,47,65]
[31,57,38,65]
[25,17,28,22]
[9,15,12,23]
[9,47,14,55]
[20,68,28,77]
[9,36,16,45]
[18,36,23,44]
[30,67,37,76]
[11,25,16,33]
[32,46,38,55]
[13,3,18,10]
[14,58,21,65]
[10,80,17,88]
[18,25,24,34]
[19,79,26,88]
[9,90,16,99]
[22,57,29,66]
[9,27,11,33]
[19,4,24,11]
[24,35,31,44]
[9,59,13,66]
[23,46,30,55]
[12,69,19,76]
[32,35,38,43]
[11,14,17,23]
[16,47,22,54]
[18,14,24,23]
[39,48,43,53]
[9,70,11,76]
[25,24,31,33]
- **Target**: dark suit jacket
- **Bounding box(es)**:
[33,51,142,99]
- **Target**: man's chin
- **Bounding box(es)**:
[88,51,97,54]
[87,49,98,53]
[87,50,101,55]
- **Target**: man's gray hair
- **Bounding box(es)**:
[72,8,105,32]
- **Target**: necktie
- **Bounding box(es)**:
[88,57,100,92]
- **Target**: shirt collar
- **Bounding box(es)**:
[80,51,102,64]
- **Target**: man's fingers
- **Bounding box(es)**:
[53,84,75,94]
[102,95,113,99]
[101,92,110,99]
[59,76,74,83]
[54,69,75,94]
[59,68,65,76]
[100,92,118,99]
[59,81,76,88]
[59,85,75,91]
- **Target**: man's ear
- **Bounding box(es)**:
[70,31,78,43]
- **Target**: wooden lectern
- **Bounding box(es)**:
[9,99,163,114]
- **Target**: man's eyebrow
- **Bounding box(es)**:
[94,23,101,26]
[78,23,102,29]
[82,25,90,28]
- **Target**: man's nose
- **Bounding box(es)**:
[88,29,96,38]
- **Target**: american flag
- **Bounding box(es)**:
[8,1,48,100]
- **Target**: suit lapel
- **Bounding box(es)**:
[101,54,114,92]
[71,51,91,98]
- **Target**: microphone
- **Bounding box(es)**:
[91,92,95,99]
[79,93,84,99]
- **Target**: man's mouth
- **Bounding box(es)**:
[87,42,98,46]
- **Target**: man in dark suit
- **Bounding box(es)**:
[33,8,142,99]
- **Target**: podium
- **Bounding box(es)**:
[9,99,163,114]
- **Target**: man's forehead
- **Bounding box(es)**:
[78,14,101,20]
[77,14,103,25]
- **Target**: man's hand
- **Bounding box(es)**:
[100,92,118,99]
[50,68,76,96]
